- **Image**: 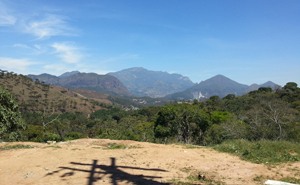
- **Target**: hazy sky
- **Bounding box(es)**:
[0,0,299,86]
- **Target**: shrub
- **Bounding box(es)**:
[43,132,61,142]
[64,132,82,140]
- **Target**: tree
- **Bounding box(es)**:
[154,104,210,144]
[244,95,297,140]
[258,87,272,93]
[0,86,26,141]
[223,94,235,100]
[277,82,300,103]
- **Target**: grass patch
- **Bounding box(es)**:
[171,143,202,149]
[253,175,269,182]
[184,144,202,149]
[92,143,140,150]
[71,148,81,150]
[0,144,35,151]
[213,139,300,165]
[180,167,192,173]
[186,171,225,185]
[42,145,62,149]
[280,177,300,184]
[172,168,224,185]
[167,179,192,185]
[106,143,128,149]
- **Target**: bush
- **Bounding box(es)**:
[43,132,61,142]
[24,125,43,142]
[64,132,83,140]
[203,124,227,145]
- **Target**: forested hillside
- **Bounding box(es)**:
[1,68,299,146]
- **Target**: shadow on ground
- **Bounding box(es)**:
[47,157,171,185]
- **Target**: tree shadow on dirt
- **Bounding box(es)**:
[47,157,171,185]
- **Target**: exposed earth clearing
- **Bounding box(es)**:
[0,139,299,185]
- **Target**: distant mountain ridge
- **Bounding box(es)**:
[165,75,278,100]
[59,71,80,78]
[28,68,279,100]
[28,72,131,96]
[108,67,195,98]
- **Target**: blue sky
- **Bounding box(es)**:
[0,0,299,86]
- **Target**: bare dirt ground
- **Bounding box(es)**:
[0,139,299,185]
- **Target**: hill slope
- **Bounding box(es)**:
[0,71,105,115]
[165,75,248,100]
[108,67,195,98]
[165,75,278,100]
[28,72,132,96]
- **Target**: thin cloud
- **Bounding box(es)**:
[23,14,76,39]
[0,57,36,71]
[51,42,83,64]
[13,44,46,55]
[13,44,32,49]
[0,2,16,26]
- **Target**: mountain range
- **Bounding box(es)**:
[108,67,195,97]
[27,68,278,100]
[165,75,277,100]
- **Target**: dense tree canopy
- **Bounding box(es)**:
[0,86,26,141]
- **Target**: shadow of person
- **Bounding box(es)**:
[54,157,170,185]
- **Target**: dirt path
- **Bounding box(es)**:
[0,139,299,185]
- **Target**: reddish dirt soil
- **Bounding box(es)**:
[0,139,299,185]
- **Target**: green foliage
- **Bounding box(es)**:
[108,96,142,108]
[105,143,128,149]
[133,106,162,122]
[243,96,297,140]
[43,132,61,142]
[221,95,255,114]
[258,87,273,93]
[280,177,300,184]
[211,111,231,124]
[64,132,83,140]
[21,112,43,126]
[219,119,248,140]
[222,94,235,100]
[92,143,140,150]
[277,82,300,103]
[154,104,210,144]
[285,122,300,142]
[43,145,62,149]
[133,122,155,142]
[0,144,34,151]
[24,125,43,142]
[0,86,26,141]
[203,124,227,145]
[169,170,225,185]
[213,140,300,165]
[90,107,128,122]
[2,79,299,148]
